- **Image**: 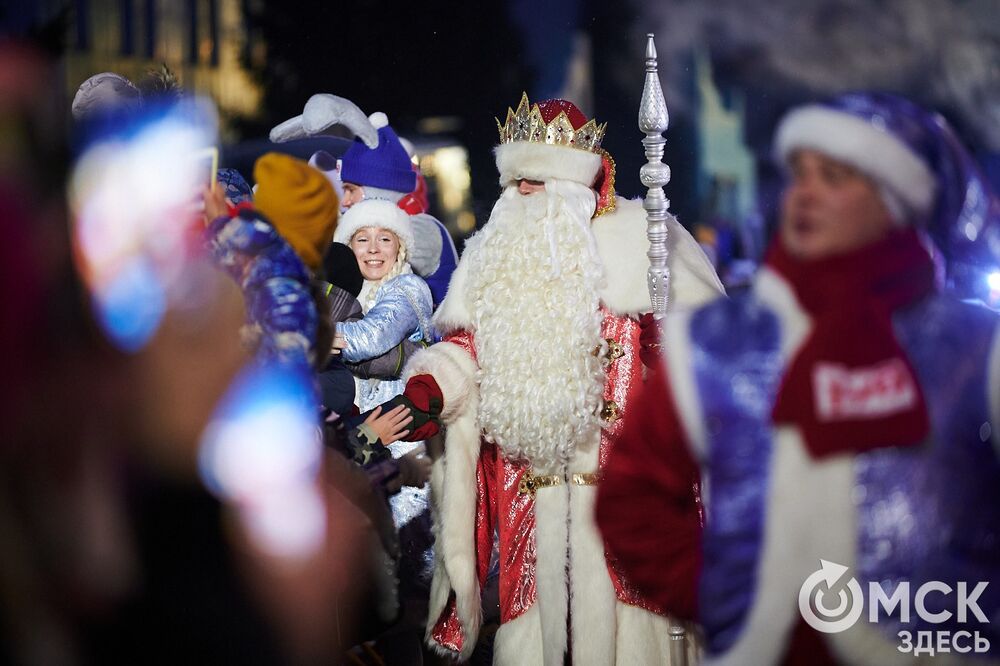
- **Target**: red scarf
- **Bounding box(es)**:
[766,229,936,459]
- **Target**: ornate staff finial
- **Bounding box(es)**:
[640,33,691,666]
[639,33,672,320]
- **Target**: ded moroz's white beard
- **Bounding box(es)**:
[464,180,607,473]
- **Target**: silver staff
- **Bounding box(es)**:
[640,34,690,666]
[639,33,672,320]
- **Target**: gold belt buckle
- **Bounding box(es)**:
[518,472,600,495]
[518,473,563,496]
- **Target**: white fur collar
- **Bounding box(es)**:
[434,196,724,333]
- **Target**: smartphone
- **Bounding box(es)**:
[192,146,219,193]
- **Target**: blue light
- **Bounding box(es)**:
[988,271,1000,292]
[197,364,326,559]
[92,257,166,352]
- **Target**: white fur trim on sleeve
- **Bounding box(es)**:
[774,106,936,216]
[666,215,726,308]
[495,141,603,189]
[403,341,479,424]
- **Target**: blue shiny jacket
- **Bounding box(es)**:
[337,273,433,413]
[206,209,318,373]
[338,273,433,363]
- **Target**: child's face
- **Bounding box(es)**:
[350,227,400,281]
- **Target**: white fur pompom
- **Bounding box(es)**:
[369,111,389,129]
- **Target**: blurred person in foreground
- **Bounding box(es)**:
[385,93,723,664]
[0,41,372,664]
[596,93,1000,665]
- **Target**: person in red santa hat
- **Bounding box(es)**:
[380,93,723,664]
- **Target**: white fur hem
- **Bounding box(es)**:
[774,105,936,216]
[493,601,700,665]
[568,436,616,665]
[615,603,701,665]
[494,605,545,666]
[495,141,603,188]
[403,341,478,424]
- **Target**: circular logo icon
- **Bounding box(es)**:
[798,560,864,634]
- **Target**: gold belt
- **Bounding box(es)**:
[518,471,601,496]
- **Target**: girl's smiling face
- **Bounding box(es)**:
[350,227,400,280]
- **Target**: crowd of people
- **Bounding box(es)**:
[3,38,999,666]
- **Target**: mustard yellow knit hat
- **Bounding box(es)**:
[253,152,339,271]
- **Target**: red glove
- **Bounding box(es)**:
[388,374,443,440]
[639,313,663,370]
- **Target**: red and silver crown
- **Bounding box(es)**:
[494,93,610,192]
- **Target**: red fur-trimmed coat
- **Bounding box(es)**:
[404,198,723,665]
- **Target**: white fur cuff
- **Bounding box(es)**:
[403,341,479,424]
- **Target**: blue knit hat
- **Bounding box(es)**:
[340,113,416,194]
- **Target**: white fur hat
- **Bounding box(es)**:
[774,102,936,221]
[333,199,414,252]
[494,95,604,189]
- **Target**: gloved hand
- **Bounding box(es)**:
[383,374,444,440]
[639,313,663,370]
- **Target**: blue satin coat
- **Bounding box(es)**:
[206,210,318,375]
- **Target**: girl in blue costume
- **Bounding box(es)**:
[332,198,436,642]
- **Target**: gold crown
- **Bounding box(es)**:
[496,92,607,154]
